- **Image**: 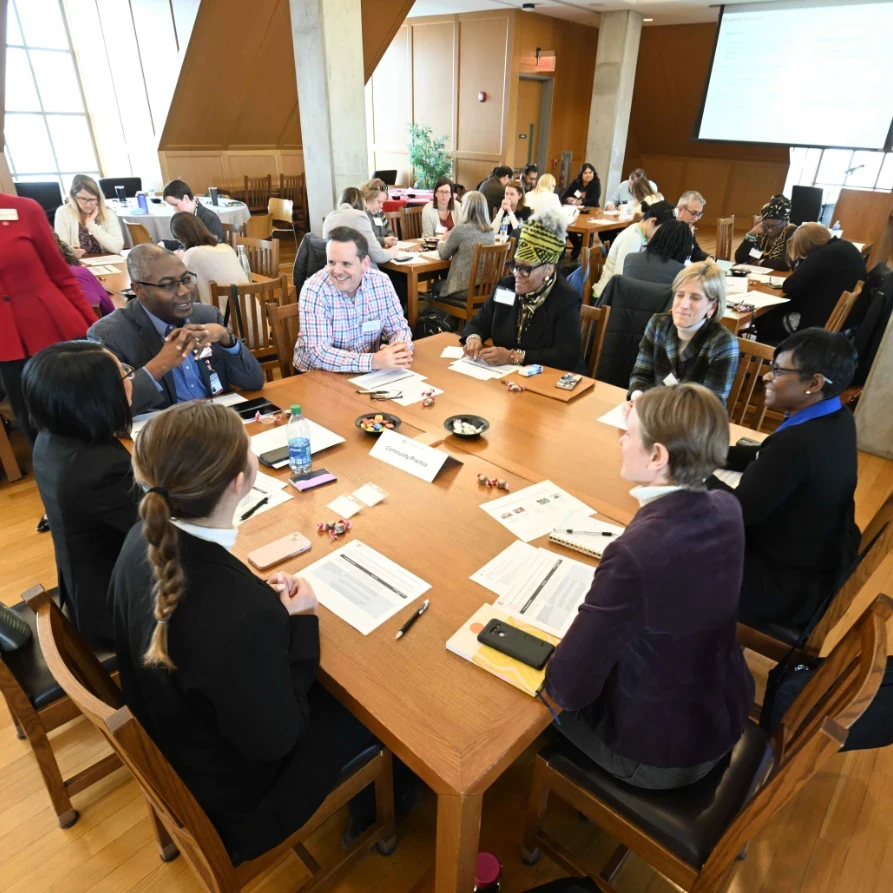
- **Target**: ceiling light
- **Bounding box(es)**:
[644,18,654,22]
[522,3,536,10]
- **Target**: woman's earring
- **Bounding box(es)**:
[805,390,812,394]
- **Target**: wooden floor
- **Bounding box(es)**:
[3,230,893,893]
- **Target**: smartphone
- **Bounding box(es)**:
[556,373,583,391]
[290,468,336,492]
[476,619,555,670]
[259,446,289,468]
[247,532,312,570]
[234,397,282,420]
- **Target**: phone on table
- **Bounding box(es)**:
[247,532,312,570]
[476,619,555,669]
[233,396,282,421]
[290,468,336,492]
[556,373,583,391]
[259,446,289,468]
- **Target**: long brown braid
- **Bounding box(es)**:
[133,402,250,669]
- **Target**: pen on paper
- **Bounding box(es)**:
[240,496,268,521]
[555,529,615,536]
[395,599,430,640]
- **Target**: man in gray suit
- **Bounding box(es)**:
[88,244,264,415]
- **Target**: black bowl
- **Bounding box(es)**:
[444,414,489,439]
[355,412,402,435]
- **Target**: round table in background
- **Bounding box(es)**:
[113,197,251,244]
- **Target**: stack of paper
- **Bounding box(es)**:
[87,265,120,275]
[348,369,423,390]
[449,356,515,380]
[234,472,292,525]
[480,481,597,542]
[81,255,126,266]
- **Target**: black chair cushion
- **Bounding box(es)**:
[542,721,774,867]
[420,293,467,309]
[739,613,802,648]
[3,599,117,710]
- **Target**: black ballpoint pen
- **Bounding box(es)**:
[555,529,614,536]
[240,496,268,521]
[395,599,430,640]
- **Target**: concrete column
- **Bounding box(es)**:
[289,0,370,235]
[855,313,893,460]
[585,11,643,203]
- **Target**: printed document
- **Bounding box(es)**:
[480,481,596,542]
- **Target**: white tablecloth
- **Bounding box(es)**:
[115,198,251,244]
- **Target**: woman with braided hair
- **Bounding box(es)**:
[734,193,797,271]
[108,401,387,862]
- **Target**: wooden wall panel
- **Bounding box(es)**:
[456,16,509,156]
[371,26,411,147]
[722,160,788,219]
[158,150,303,194]
[457,159,498,193]
[832,188,893,245]
[412,21,456,148]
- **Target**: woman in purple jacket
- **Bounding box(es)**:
[545,383,754,790]
[54,233,115,316]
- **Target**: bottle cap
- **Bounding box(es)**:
[290,405,301,415]
[474,852,501,885]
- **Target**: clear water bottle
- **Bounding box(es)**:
[499,216,510,240]
[831,220,842,237]
[237,244,251,280]
[287,404,312,474]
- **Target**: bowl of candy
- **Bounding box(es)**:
[444,414,489,439]
[355,412,402,435]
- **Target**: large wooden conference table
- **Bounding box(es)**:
[230,333,766,891]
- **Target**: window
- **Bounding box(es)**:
[785,146,893,209]
[4,0,100,194]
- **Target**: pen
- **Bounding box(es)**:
[555,529,615,536]
[240,496,268,521]
[395,599,430,640]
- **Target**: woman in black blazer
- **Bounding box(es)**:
[562,163,602,258]
[109,402,387,862]
[711,328,861,630]
[23,341,138,648]
[462,211,585,373]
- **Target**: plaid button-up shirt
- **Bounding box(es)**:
[293,268,413,373]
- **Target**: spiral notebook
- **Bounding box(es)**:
[548,514,626,559]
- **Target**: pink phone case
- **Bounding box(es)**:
[247,532,312,570]
[292,472,336,492]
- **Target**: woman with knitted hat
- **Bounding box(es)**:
[734,193,797,271]
[461,209,585,373]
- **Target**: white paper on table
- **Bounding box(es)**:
[87,265,119,275]
[395,241,417,250]
[588,217,619,225]
[234,487,292,526]
[448,360,496,381]
[714,468,743,489]
[725,276,749,295]
[348,368,423,389]
[391,254,427,264]
[81,255,126,266]
[716,259,734,272]
[495,547,595,638]
[421,250,443,260]
[250,419,345,466]
[326,494,363,518]
[732,263,773,275]
[480,481,597,543]
[130,410,162,436]
[352,483,387,506]
[390,380,444,407]
[470,541,547,598]
[597,403,629,431]
[211,393,249,407]
[748,274,772,284]
[724,292,791,315]
[299,539,431,635]
[440,346,465,359]
[458,356,516,378]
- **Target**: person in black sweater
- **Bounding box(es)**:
[562,163,602,258]
[462,210,585,373]
[621,219,693,285]
[109,402,393,862]
[710,328,861,630]
[23,341,138,648]
[756,224,867,343]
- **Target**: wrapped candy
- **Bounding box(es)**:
[420,388,436,408]
[317,519,352,539]
[504,381,525,393]
[495,479,510,492]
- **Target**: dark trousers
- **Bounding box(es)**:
[0,357,36,446]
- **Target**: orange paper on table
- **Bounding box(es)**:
[505,367,595,402]
[446,604,560,697]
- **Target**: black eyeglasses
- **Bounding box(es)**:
[768,363,833,384]
[131,272,197,294]
[506,261,548,278]
[120,363,135,381]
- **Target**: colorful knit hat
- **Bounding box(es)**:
[761,194,792,221]
[514,210,567,265]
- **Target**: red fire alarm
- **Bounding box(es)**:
[478,91,487,102]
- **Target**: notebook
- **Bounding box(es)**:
[446,604,560,697]
[548,515,626,559]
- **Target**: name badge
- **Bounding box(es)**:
[362,320,381,334]
[196,345,213,359]
[494,287,516,306]
[0,209,19,221]
[663,372,679,386]
[574,190,582,198]
[374,217,385,226]
[749,247,763,260]
[208,372,224,395]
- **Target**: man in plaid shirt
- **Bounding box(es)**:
[293,227,413,373]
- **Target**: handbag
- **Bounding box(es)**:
[0,602,32,652]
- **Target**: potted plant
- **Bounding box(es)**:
[408,123,453,189]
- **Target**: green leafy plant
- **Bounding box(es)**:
[408,123,453,189]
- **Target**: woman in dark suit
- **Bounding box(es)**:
[546,384,753,789]
[711,328,861,630]
[561,163,602,258]
[23,341,137,648]
[109,401,391,862]
[462,210,585,373]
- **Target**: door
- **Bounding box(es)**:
[515,78,543,169]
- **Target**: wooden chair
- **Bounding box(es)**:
[727,339,774,429]
[209,275,290,381]
[738,488,893,662]
[268,197,297,247]
[266,302,301,379]
[385,209,405,241]
[245,212,274,241]
[419,241,511,330]
[716,216,735,262]
[577,245,603,306]
[402,205,424,240]
[279,173,308,232]
[244,175,272,213]
[233,235,280,279]
[126,221,152,246]
[221,222,242,248]
[22,583,397,891]
[580,305,610,380]
[520,594,892,893]
[0,589,120,827]
[0,416,23,481]
[825,280,864,333]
